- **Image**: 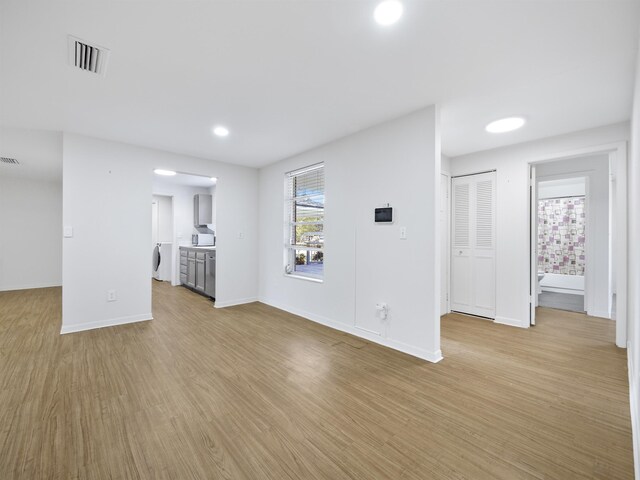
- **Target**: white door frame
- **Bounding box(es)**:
[528,141,627,348]
[441,171,451,315]
[450,170,497,319]
[529,165,536,325]
[151,191,179,286]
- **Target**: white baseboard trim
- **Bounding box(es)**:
[60,313,153,335]
[259,297,443,363]
[0,283,62,292]
[494,316,529,328]
[628,342,639,480]
[588,310,612,320]
[214,297,259,308]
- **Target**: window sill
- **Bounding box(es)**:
[284,273,324,284]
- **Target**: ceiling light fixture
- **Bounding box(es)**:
[213,126,229,137]
[374,0,403,26]
[154,169,176,176]
[485,117,526,133]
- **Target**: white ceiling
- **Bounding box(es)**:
[1,1,638,168]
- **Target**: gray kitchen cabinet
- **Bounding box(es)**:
[179,246,215,300]
[193,194,213,226]
[187,251,196,288]
[204,250,216,298]
[195,252,206,292]
[180,250,188,285]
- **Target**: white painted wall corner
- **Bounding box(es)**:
[60,314,153,335]
[260,297,444,363]
[214,297,259,308]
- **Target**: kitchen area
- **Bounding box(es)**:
[152,171,217,302]
[179,192,216,299]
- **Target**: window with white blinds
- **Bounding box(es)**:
[284,163,324,280]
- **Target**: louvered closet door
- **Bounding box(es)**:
[451,172,496,318]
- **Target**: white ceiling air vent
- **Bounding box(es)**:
[0,157,19,165]
[68,35,111,77]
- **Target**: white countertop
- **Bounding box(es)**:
[179,245,216,250]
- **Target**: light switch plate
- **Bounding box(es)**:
[63,226,73,238]
[400,226,407,240]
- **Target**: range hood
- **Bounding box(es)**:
[194,226,214,235]
[193,194,212,226]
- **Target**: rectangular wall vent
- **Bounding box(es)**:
[0,157,19,165]
[68,35,111,77]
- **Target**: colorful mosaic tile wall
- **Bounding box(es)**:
[537,196,585,276]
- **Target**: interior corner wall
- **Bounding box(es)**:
[0,127,63,292]
[62,133,259,333]
[441,154,451,174]
[449,122,629,328]
[0,176,62,291]
[258,106,442,362]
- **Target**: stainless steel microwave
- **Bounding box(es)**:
[192,233,215,246]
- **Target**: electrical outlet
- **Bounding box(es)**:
[238,231,244,240]
[376,303,389,320]
[400,226,407,240]
[107,290,117,302]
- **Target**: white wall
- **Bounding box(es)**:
[0,176,62,291]
[538,177,585,199]
[536,156,610,317]
[627,35,640,480]
[450,122,628,327]
[62,133,259,333]
[209,184,217,232]
[0,128,62,291]
[441,154,451,174]
[259,107,442,362]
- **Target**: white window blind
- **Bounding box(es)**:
[284,163,324,280]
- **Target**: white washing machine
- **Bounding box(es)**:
[152,242,172,282]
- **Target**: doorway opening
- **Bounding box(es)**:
[152,194,174,283]
[528,143,627,348]
[151,170,218,313]
[536,176,587,314]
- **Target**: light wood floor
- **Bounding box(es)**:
[0,283,633,479]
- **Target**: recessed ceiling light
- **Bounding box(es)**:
[154,169,176,176]
[485,117,526,133]
[213,126,229,137]
[374,0,403,26]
